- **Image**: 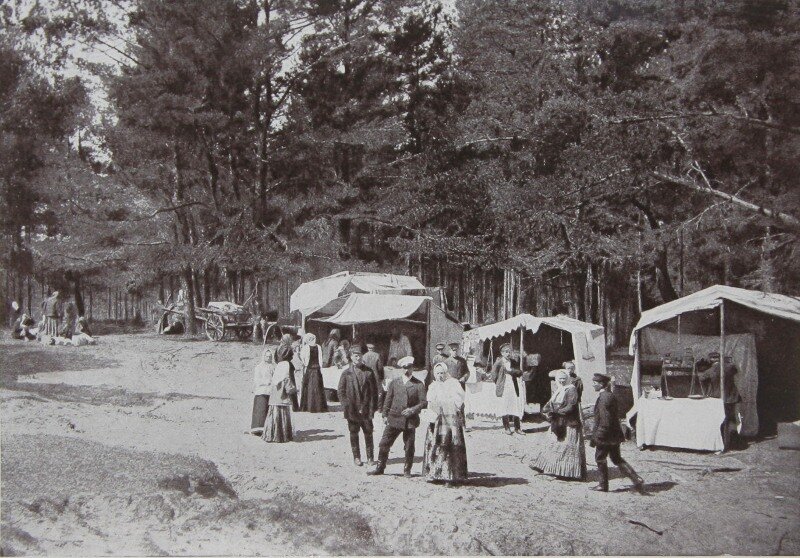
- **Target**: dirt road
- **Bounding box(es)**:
[1,332,798,555]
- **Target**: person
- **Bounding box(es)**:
[12,312,36,341]
[387,328,413,367]
[262,361,297,443]
[697,354,741,452]
[40,291,62,339]
[432,343,449,365]
[368,356,427,477]
[250,349,275,435]
[562,361,583,402]
[362,342,386,408]
[71,317,96,346]
[590,373,644,492]
[422,362,468,486]
[323,329,342,367]
[299,333,328,412]
[338,346,379,467]
[528,370,586,480]
[446,342,470,387]
[275,334,300,411]
[491,343,525,435]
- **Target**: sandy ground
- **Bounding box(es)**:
[1,331,798,556]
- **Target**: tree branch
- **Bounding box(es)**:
[605,111,800,136]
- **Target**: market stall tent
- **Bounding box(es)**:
[628,285,800,438]
[290,271,425,318]
[463,314,607,407]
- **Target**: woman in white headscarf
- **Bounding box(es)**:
[422,362,468,485]
[262,361,296,443]
[528,369,586,480]
[249,349,275,435]
[299,333,328,412]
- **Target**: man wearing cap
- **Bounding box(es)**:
[590,373,644,492]
[362,342,386,408]
[446,342,470,387]
[368,356,427,477]
[428,343,449,387]
[338,346,380,467]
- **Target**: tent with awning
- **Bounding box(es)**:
[306,293,463,369]
[463,314,607,407]
[290,271,425,317]
[628,285,800,444]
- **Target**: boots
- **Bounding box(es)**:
[502,416,512,435]
[403,453,414,478]
[365,441,375,467]
[351,439,362,466]
[591,462,609,492]
[513,417,523,434]
[367,448,388,475]
[619,461,644,492]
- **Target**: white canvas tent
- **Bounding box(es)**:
[290,271,425,318]
[628,285,800,438]
[464,314,607,407]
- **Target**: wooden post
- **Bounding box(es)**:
[719,300,726,402]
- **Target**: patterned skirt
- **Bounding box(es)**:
[262,405,293,443]
[529,424,587,480]
[422,418,468,483]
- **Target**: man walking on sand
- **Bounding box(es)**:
[338,346,379,467]
[590,373,644,492]
[368,356,427,478]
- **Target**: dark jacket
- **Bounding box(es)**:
[592,390,625,446]
[382,375,427,430]
[491,358,522,397]
[543,385,582,434]
[361,350,385,384]
[275,344,293,363]
[697,363,741,404]
[338,363,379,421]
[446,355,470,384]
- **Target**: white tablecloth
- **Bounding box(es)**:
[465,381,526,420]
[635,397,725,451]
[321,366,346,390]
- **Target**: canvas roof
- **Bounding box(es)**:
[629,285,800,354]
[464,313,604,343]
[310,293,432,325]
[290,271,425,316]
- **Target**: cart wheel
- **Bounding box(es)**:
[235,327,251,341]
[205,314,225,341]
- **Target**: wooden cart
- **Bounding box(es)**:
[154,301,254,342]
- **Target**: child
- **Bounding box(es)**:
[262,361,296,443]
[250,349,275,435]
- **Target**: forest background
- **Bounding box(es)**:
[2,0,799,347]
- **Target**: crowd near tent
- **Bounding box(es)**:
[305,292,463,369]
[629,285,800,442]
[463,313,607,408]
[290,271,425,318]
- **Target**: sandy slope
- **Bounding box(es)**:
[1,332,798,555]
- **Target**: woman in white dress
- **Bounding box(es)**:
[490,343,525,435]
[422,363,468,485]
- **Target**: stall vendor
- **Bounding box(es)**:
[697,354,741,452]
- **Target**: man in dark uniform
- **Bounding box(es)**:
[591,373,644,492]
[446,341,470,387]
[368,356,427,478]
[361,342,385,408]
[429,343,449,387]
[337,346,379,467]
[697,354,741,452]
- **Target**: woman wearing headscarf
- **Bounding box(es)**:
[250,349,275,435]
[422,362,468,486]
[275,334,300,411]
[323,329,342,367]
[491,343,525,435]
[528,369,586,480]
[300,333,328,412]
[40,291,62,339]
[262,361,296,443]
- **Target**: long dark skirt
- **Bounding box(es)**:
[251,395,269,429]
[288,367,300,411]
[262,405,293,443]
[422,418,468,483]
[300,366,328,413]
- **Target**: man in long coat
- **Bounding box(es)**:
[368,356,427,477]
[361,342,385,408]
[591,373,644,492]
[338,346,379,466]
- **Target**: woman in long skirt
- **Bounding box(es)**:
[422,363,468,485]
[491,343,525,434]
[249,349,275,435]
[528,370,587,480]
[275,334,300,411]
[263,361,296,443]
[299,333,328,412]
[39,291,62,338]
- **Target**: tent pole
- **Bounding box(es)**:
[719,300,726,402]
[519,327,524,371]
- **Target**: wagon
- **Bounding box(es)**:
[153,301,254,341]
